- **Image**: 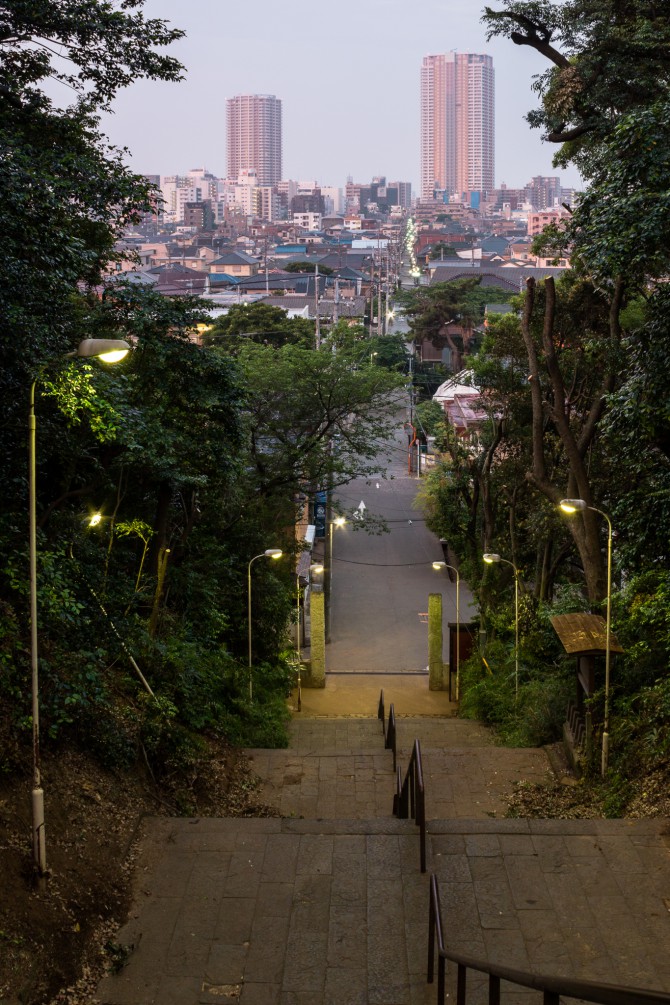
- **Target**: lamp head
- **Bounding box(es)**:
[432,561,446,571]
[75,339,131,363]
[559,498,587,514]
[333,516,346,527]
[309,563,324,574]
[265,549,282,559]
[483,553,500,564]
[88,512,102,528]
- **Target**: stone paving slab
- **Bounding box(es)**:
[96,698,670,1005]
[249,718,552,822]
[97,817,670,1005]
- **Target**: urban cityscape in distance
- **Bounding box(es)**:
[138,52,574,240]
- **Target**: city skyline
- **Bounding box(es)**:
[421,52,495,200]
[226,94,283,186]
[99,0,582,193]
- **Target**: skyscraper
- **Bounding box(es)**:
[226,94,282,187]
[420,53,494,201]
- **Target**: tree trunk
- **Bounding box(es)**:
[521,277,610,605]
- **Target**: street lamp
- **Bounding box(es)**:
[483,553,520,699]
[432,561,461,701]
[295,563,323,711]
[325,516,346,641]
[247,549,282,702]
[29,338,131,877]
[559,498,613,776]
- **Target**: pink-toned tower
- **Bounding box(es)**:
[226,94,282,186]
[421,53,494,201]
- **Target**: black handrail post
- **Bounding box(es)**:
[438,955,445,1004]
[489,973,501,1005]
[457,963,466,1005]
[385,703,397,772]
[378,689,385,730]
[418,783,426,874]
[427,876,436,983]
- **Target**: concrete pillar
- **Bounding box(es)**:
[428,592,444,690]
[309,589,326,688]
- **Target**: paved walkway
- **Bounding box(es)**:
[97,696,670,1005]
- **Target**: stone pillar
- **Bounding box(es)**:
[309,589,326,688]
[428,592,444,691]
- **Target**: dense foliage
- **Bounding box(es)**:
[405,2,670,787]
[0,2,404,781]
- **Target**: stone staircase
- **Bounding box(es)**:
[96,712,670,1005]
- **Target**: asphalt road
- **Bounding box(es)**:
[327,412,474,673]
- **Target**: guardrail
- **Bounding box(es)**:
[428,874,670,1005]
[395,738,426,873]
[378,689,397,771]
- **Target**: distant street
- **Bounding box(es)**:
[327,411,474,673]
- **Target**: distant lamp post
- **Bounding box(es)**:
[483,553,520,699]
[325,517,345,642]
[247,549,282,702]
[370,351,378,365]
[295,562,324,711]
[328,516,346,585]
[29,338,131,877]
[432,561,461,700]
[559,498,613,776]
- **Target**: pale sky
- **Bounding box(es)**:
[99,0,582,193]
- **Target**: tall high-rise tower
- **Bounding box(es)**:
[226,94,282,186]
[421,53,494,201]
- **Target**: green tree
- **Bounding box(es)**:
[205,303,315,350]
[284,261,334,276]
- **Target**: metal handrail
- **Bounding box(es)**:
[396,738,426,873]
[385,703,397,772]
[378,689,397,771]
[428,874,670,1005]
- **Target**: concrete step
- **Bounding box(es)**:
[96,817,670,1005]
[249,718,554,822]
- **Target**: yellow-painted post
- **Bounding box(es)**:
[428,592,444,690]
[309,589,326,688]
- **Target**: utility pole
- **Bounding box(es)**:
[314,262,321,348]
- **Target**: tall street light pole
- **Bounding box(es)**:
[432,561,460,700]
[247,549,282,702]
[483,553,519,700]
[295,563,323,711]
[559,498,613,776]
[325,516,345,642]
[29,338,130,877]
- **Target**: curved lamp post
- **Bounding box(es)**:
[483,553,520,700]
[29,338,131,876]
[295,563,323,711]
[432,561,461,701]
[559,498,613,776]
[247,549,282,702]
[326,516,345,642]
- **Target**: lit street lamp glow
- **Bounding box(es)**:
[29,338,130,876]
[559,498,613,776]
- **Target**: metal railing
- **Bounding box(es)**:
[428,874,670,1005]
[378,689,397,771]
[395,738,426,873]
